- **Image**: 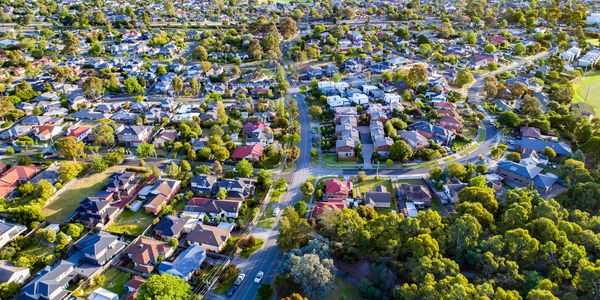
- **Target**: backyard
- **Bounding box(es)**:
[42,166,123,223]
[573,71,600,108]
[77,267,131,297]
[106,208,154,235]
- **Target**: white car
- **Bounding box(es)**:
[254,271,264,283]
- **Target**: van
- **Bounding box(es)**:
[272,207,280,217]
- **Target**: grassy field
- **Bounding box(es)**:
[240,237,265,258]
[325,278,362,300]
[257,206,276,229]
[573,71,600,109]
[78,268,131,297]
[42,167,121,223]
[20,242,54,257]
[106,208,154,235]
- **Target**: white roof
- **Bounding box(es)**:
[88,288,119,300]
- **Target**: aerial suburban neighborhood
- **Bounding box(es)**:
[0,0,600,299]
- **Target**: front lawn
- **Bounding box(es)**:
[106,208,154,235]
[240,237,264,258]
[42,167,120,223]
[257,207,275,229]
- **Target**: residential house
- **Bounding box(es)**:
[152,129,177,148]
[408,121,454,145]
[497,160,542,186]
[0,165,40,199]
[89,288,119,300]
[154,215,187,240]
[398,130,429,150]
[67,125,92,142]
[241,122,266,137]
[218,178,254,200]
[324,179,353,200]
[0,260,30,284]
[116,126,152,147]
[185,224,231,252]
[72,231,126,265]
[190,174,218,196]
[438,116,462,132]
[183,198,241,219]
[158,244,206,281]
[401,185,432,209]
[143,179,182,215]
[383,93,401,104]
[313,200,347,217]
[231,144,263,162]
[125,237,174,275]
[0,220,27,249]
[513,138,572,157]
[106,171,139,199]
[520,127,542,139]
[20,261,75,300]
[364,185,392,208]
[77,196,119,228]
[34,125,64,142]
[440,183,468,204]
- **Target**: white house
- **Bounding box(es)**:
[384,93,401,104]
[0,260,30,284]
[0,220,27,249]
[586,13,600,25]
[88,287,119,300]
[350,93,369,105]
[327,95,349,107]
[560,46,582,62]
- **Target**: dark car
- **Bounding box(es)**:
[226,285,238,297]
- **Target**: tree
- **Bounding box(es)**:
[137,274,192,300]
[498,111,522,128]
[236,159,254,178]
[166,162,181,179]
[447,162,467,181]
[58,162,83,183]
[278,207,311,252]
[55,137,85,161]
[429,167,444,182]
[407,64,428,88]
[50,66,74,82]
[123,77,144,94]
[65,223,84,238]
[548,83,574,104]
[458,186,498,214]
[216,101,228,125]
[389,140,413,162]
[82,76,104,101]
[62,32,80,55]
[454,69,474,87]
[514,43,526,55]
[308,106,323,119]
[136,142,155,158]
[484,43,497,54]
[279,17,298,40]
[248,38,263,60]
[257,170,272,189]
[89,42,104,56]
[172,76,183,96]
[192,45,208,60]
[544,147,556,160]
[93,125,114,147]
[448,214,482,255]
[300,182,314,196]
[294,201,308,216]
[190,79,200,96]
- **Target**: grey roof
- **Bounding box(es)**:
[158,244,206,278]
[0,260,28,283]
[533,173,558,190]
[514,138,572,156]
[154,215,187,238]
[73,231,126,265]
[497,161,542,180]
[21,260,74,300]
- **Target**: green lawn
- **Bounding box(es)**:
[42,167,120,223]
[326,278,362,300]
[573,71,600,109]
[322,153,359,165]
[240,237,264,258]
[78,268,131,297]
[257,207,276,229]
[587,38,599,47]
[20,242,54,257]
[106,208,154,235]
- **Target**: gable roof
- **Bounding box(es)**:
[154,215,187,237]
[186,224,231,248]
[497,161,543,180]
[158,244,206,278]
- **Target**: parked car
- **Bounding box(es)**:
[234,273,246,286]
[255,271,264,283]
[272,207,280,217]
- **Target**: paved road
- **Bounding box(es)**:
[227,92,312,300]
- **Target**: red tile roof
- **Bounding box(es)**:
[231,144,264,160]
[314,200,347,216]
[68,125,91,138]
[325,179,352,196]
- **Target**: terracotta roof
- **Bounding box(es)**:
[325,179,352,196]
[231,144,264,160]
[126,237,172,266]
[67,125,91,138]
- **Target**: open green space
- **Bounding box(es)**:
[42,168,117,223]
[20,242,54,257]
[240,237,265,258]
[106,208,154,235]
[325,277,362,300]
[573,71,600,110]
[257,206,276,229]
[78,267,131,297]
[322,153,360,165]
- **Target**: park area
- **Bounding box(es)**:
[42,166,124,223]
[573,71,600,110]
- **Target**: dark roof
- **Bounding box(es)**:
[497,161,542,180]
[154,215,187,238]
